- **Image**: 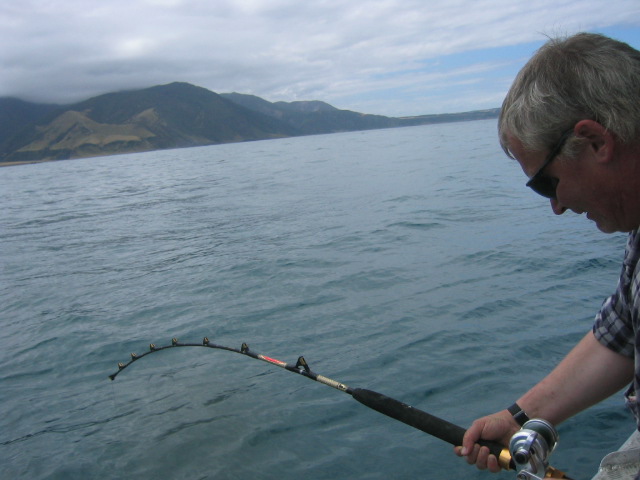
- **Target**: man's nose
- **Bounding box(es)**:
[550,198,567,215]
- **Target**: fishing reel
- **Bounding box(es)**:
[509,419,560,480]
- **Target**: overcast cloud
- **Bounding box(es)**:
[2,0,639,115]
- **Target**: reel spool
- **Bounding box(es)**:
[509,419,560,480]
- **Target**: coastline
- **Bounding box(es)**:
[0,159,57,167]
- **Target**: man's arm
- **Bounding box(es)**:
[456,331,634,472]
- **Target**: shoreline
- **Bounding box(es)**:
[0,159,58,167]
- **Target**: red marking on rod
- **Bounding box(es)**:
[260,355,286,366]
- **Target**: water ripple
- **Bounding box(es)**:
[0,120,630,480]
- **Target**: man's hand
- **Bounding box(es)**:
[453,410,520,473]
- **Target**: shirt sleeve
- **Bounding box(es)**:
[593,231,638,358]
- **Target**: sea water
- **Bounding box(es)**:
[0,119,633,480]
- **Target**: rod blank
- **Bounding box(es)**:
[109,339,515,469]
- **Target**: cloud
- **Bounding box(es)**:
[1,0,639,115]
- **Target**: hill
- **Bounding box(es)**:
[220,92,400,135]
[0,98,59,148]
[0,82,499,164]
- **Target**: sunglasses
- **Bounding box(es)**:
[525,129,574,199]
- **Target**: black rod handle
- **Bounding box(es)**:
[351,388,514,470]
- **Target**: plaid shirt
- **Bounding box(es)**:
[593,229,640,431]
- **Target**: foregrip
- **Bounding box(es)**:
[351,388,513,469]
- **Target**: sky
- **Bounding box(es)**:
[2,0,640,117]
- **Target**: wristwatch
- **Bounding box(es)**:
[507,402,530,426]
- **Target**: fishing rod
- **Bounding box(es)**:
[109,337,573,480]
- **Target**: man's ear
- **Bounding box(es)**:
[574,119,615,163]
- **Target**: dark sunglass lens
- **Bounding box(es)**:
[524,128,573,199]
[528,176,557,199]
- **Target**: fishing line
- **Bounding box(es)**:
[109,337,572,478]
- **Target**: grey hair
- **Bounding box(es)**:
[499,32,640,159]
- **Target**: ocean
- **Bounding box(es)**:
[0,119,634,480]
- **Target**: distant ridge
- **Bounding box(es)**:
[0,82,499,164]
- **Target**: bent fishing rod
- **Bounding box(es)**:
[109,337,573,480]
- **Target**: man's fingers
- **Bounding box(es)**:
[487,453,502,473]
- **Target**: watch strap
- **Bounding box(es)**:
[507,402,530,426]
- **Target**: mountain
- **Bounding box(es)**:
[1,83,298,163]
[220,92,398,135]
[0,82,499,164]
[0,98,59,148]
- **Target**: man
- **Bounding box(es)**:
[453,32,640,477]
